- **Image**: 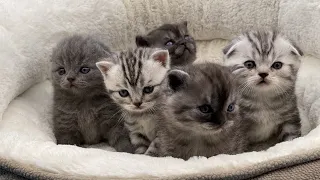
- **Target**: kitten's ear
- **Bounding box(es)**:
[151,50,170,68]
[167,69,189,91]
[181,21,188,28]
[136,35,150,47]
[222,41,238,58]
[96,60,115,75]
[290,41,303,56]
[179,21,188,31]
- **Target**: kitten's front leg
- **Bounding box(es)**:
[279,121,301,142]
[144,138,160,157]
[130,132,151,154]
[53,112,83,146]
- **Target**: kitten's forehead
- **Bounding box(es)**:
[113,48,167,89]
[52,36,109,68]
[149,23,187,38]
[225,31,300,65]
[179,65,232,106]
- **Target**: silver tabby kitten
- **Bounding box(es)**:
[96,47,170,154]
[223,30,302,151]
[51,35,133,153]
[145,63,248,160]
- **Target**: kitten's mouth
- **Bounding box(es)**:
[257,80,269,85]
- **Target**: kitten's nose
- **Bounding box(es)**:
[67,77,75,82]
[259,73,269,79]
[133,102,142,107]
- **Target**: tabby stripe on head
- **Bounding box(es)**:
[120,50,143,87]
[246,32,261,55]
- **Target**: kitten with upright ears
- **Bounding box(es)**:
[145,63,247,160]
[96,47,171,154]
[223,30,302,151]
[51,35,133,153]
[136,21,196,66]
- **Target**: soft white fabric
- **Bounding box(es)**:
[1,0,320,178]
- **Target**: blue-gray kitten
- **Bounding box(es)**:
[223,30,302,151]
[96,47,170,154]
[51,35,133,153]
[145,63,247,160]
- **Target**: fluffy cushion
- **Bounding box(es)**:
[1,0,320,178]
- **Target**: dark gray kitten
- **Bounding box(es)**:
[51,35,133,153]
[223,30,302,151]
[136,21,196,66]
[145,63,247,160]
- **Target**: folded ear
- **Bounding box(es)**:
[167,69,189,91]
[151,49,170,69]
[136,35,150,47]
[222,41,238,58]
[181,21,187,28]
[290,41,303,56]
[179,21,188,31]
[96,59,115,75]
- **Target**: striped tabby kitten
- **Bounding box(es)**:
[96,47,170,154]
[145,63,248,160]
[223,30,302,151]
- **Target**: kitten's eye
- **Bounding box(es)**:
[165,40,174,46]
[227,103,235,112]
[244,60,256,69]
[143,86,154,94]
[58,68,66,75]
[119,90,129,97]
[271,62,283,70]
[80,67,90,74]
[198,104,213,114]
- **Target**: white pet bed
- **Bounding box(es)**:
[1,0,320,179]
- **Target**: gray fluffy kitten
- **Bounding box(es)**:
[96,47,171,154]
[223,30,302,151]
[136,21,196,66]
[145,63,247,160]
[51,35,133,153]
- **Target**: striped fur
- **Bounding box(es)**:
[223,30,303,151]
[97,47,170,154]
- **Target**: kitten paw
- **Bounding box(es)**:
[283,134,299,141]
[134,146,148,154]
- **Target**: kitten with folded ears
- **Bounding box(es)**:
[136,21,197,66]
[145,63,248,160]
[223,30,302,151]
[51,35,133,153]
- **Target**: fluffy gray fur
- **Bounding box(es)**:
[96,47,171,154]
[145,63,247,160]
[223,30,302,151]
[51,35,133,153]
[136,21,196,66]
